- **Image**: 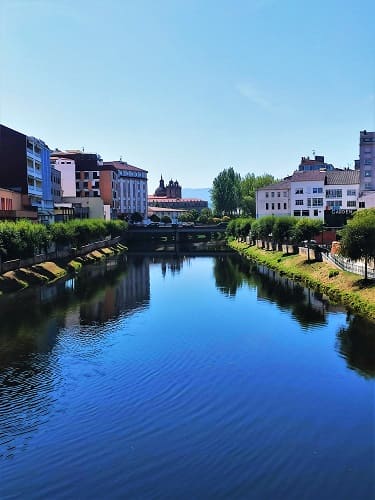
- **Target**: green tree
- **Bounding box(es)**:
[293,218,323,261]
[240,173,278,217]
[339,209,375,280]
[211,167,241,216]
[272,216,297,247]
[150,214,160,222]
[130,212,143,223]
[161,215,172,224]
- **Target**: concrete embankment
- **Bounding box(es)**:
[0,243,127,294]
[229,240,375,323]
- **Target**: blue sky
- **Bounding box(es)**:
[1,0,374,190]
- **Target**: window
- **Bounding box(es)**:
[284,203,287,209]
[347,189,356,196]
[364,170,371,177]
[277,192,280,197]
[312,187,323,194]
[84,172,89,179]
[271,203,275,210]
[295,200,304,206]
[307,198,311,207]
[265,203,269,210]
[325,189,342,198]
[365,182,371,189]
[359,201,365,208]
[75,172,80,179]
[364,159,372,165]
[295,188,303,194]
[283,191,288,197]
[83,181,88,188]
[312,198,323,207]
[347,200,356,207]
[293,210,301,216]
[313,209,319,217]
[302,210,309,217]
[271,192,275,198]
[326,200,342,208]
[277,203,280,210]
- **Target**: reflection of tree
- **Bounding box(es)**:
[336,316,375,379]
[213,255,327,327]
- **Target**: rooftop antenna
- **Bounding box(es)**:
[120,155,123,161]
[82,146,85,152]
[312,149,316,156]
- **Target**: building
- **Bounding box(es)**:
[298,155,335,172]
[0,124,55,222]
[148,206,187,224]
[358,130,375,208]
[256,180,290,218]
[256,169,360,225]
[149,175,208,213]
[52,150,119,219]
[104,161,148,220]
[0,187,38,221]
[51,167,62,203]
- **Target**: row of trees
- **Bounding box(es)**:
[0,219,128,261]
[227,215,323,246]
[211,167,277,217]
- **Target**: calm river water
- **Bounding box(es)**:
[0,253,374,499]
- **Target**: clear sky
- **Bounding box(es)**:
[1,0,374,190]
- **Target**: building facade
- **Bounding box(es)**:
[256,170,360,224]
[104,161,148,219]
[149,175,208,213]
[0,125,55,222]
[358,130,375,208]
[298,155,335,172]
[256,180,290,218]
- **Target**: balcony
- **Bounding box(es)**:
[27,166,43,180]
[28,184,43,196]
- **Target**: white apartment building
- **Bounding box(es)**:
[256,170,360,222]
[105,161,148,219]
[51,156,76,197]
[256,180,290,218]
[358,130,375,209]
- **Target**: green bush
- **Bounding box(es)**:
[329,269,339,278]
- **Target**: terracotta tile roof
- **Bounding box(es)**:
[257,179,291,191]
[326,170,360,185]
[290,171,327,182]
[104,161,148,173]
[148,196,205,202]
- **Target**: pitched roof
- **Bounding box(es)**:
[104,161,148,173]
[326,170,360,185]
[290,171,326,182]
[257,179,291,191]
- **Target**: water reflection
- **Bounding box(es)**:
[213,254,375,378]
[0,255,151,453]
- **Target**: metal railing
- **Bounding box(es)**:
[323,252,375,279]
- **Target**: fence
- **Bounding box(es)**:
[0,236,121,274]
[323,252,375,279]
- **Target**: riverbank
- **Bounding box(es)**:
[229,240,375,323]
[0,242,127,294]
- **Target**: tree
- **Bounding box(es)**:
[272,216,296,250]
[161,215,172,224]
[339,209,375,280]
[293,218,323,261]
[130,212,143,223]
[240,173,278,217]
[150,214,160,222]
[211,167,241,216]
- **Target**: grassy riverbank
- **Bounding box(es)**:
[229,240,375,323]
[0,243,127,294]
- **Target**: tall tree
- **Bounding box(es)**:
[211,167,241,216]
[240,173,278,217]
[339,209,375,280]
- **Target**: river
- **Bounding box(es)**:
[0,252,374,499]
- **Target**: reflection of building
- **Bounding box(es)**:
[149,175,208,214]
[66,257,151,325]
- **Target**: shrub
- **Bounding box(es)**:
[329,269,339,278]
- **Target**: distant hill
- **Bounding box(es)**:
[182,188,211,206]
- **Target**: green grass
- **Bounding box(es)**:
[229,241,375,323]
